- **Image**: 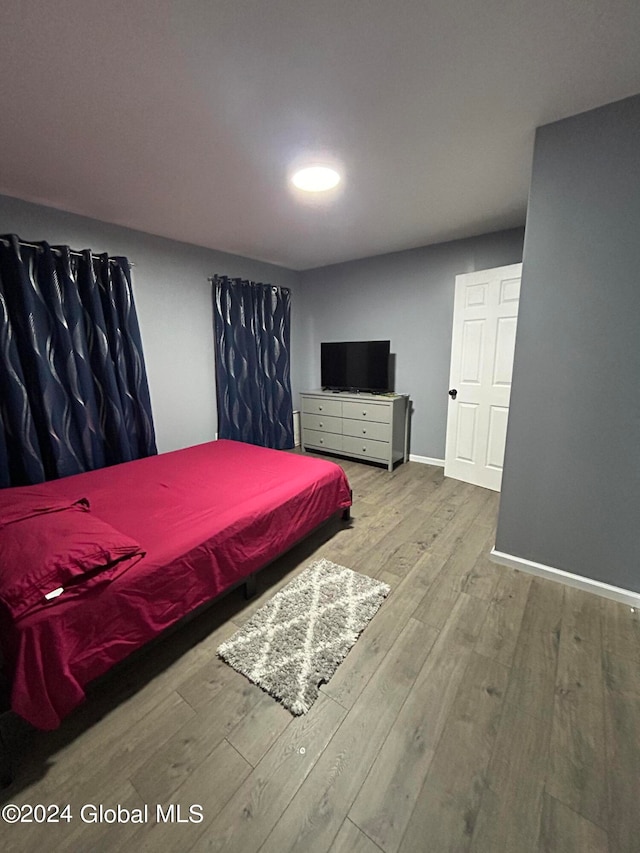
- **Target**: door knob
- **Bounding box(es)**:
[448,389,458,400]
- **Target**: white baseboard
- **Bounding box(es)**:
[490,548,640,609]
[409,454,445,467]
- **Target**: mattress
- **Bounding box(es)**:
[0,440,351,729]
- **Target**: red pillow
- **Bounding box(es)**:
[0,502,145,621]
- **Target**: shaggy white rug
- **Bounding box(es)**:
[217,559,390,714]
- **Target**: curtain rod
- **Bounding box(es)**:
[207,275,284,289]
[0,237,135,266]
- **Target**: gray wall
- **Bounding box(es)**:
[297,229,524,460]
[496,94,640,592]
[0,194,299,454]
[0,193,524,468]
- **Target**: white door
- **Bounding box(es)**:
[444,263,522,491]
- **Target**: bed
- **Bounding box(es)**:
[0,439,351,777]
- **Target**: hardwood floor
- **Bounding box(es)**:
[2,457,637,852]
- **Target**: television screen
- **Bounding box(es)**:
[321,340,390,393]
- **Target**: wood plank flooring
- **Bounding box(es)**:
[2,456,637,852]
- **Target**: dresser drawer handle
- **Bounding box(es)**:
[319,422,323,427]
[362,429,366,435]
[318,406,323,411]
[362,447,367,452]
[320,438,324,444]
[362,410,367,416]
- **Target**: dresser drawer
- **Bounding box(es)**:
[302,397,342,417]
[342,419,390,442]
[303,429,343,452]
[343,434,389,462]
[342,400,391,423]
[301,413,342,434]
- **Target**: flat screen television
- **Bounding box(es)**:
[321,340,390,393]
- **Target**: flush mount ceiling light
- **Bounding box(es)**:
[291,165,341,192]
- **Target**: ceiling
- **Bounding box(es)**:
[1,1,639,271]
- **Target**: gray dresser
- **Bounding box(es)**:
[300,390,409,471]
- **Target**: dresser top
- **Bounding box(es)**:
[302,389,407,402]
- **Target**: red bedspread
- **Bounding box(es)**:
[0,440,351,729]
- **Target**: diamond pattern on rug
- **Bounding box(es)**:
[217,559,390,715]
